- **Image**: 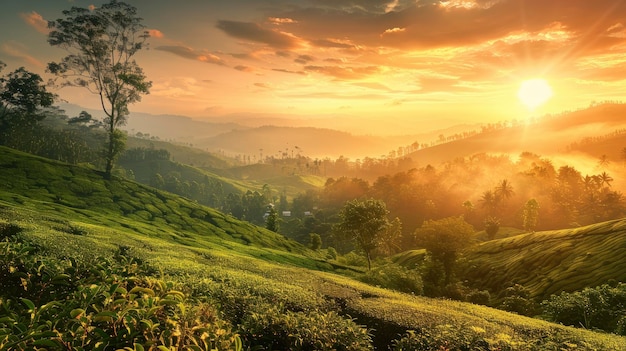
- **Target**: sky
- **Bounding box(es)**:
[2,0,626,135]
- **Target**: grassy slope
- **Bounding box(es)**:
[125,136,236,169]
[0,147,308,259]
[1,146,625,349]
[461,220,626,299]
[213,163,326,198]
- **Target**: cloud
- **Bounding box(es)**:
[381,27,406,36]
[20,11,49,34]
[216,20,303,49]
[1,41,44,68]
[307,0,415,14]
[294,54,315,64]
[234,65,254,72]
[156,45,226,65]
[304,65,380,79]
[268,17,297,25]
[310,38,361,51]
[254,82,271,89]
[272,68,306,75]
[147,29,165,39]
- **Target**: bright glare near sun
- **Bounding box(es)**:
[517,78,553,111]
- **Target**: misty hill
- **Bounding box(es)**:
[406,103,626,165]
[195,125,398,159]
[2,146,625,349]
[60,103,248,141]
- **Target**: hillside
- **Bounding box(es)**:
[1,146,625,350]
[406,103,626,165]
[394,220,626,301]
[125,136,237,169]
[461,219,626,300]
[0,147,305,256]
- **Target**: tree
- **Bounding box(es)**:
[309,233,322,250]
[495,179,514,201]
[480,190,498,216]
[522,199,540,232]
[265,206,279,232]
[414,216,474,285]
[335,199,391,270]
[47,0,152,178]
[0,65,55,147]
[484,216,500,240]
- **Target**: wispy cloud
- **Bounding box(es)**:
[155,45,226,65]
[20,11,49,34]
[216,20,303,50]
[1,41,44,68]
[304,65,380,80]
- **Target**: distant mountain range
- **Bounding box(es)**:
[58,103,478,159]
[59,102,626,163]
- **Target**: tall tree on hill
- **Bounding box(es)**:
[47,0,151,178]
[336,199,391,270]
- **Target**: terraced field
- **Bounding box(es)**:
[462,220,626,299]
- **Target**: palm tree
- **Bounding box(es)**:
[597,154,610,169]
[480,190,498,216]
[599,172,614,188]
[495,179,514,200]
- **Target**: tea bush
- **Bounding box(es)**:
[0,237,242,350]
[358,263,423,295]
[542,283,626,334]
[240,305,372,351]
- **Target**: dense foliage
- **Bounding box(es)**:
[542,283,626,335]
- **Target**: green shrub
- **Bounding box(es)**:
[0,222,22,239]
[542,283,626,334]
[0,237,242,351]
[391,325,496,351]
[499,284,538,316]
[240,305,372,350]
[359,263,423,295]
[466,289,491,305]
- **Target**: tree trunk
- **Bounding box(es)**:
[104,114,115,179]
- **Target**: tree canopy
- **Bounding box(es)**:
[47,0,151,178]
[0,63,56,147]
[336,198,391,270]
[415,216,475,284]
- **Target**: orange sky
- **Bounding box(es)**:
[3,0,626,135]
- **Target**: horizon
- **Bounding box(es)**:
[3,1,626,136]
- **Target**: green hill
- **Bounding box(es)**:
[461,220,626,300]
[1,146,624,350]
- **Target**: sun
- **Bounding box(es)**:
[517,78,553,111]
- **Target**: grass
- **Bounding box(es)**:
[1,146,625,350]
